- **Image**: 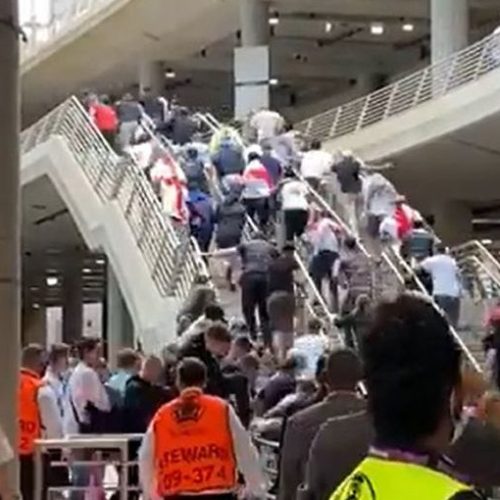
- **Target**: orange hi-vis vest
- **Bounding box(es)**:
[18,368,42,456]
[152,388,237,496]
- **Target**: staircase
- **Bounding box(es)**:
[20,96,207,352]
[138,113,345,349]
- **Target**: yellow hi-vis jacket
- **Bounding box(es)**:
[330,457,473,500]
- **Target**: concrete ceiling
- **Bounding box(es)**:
[22,0,500,124]
[22,176,106,307]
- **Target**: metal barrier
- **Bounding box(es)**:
[296,32,500,141]
[20,96,204,301]
[34,434,143,500]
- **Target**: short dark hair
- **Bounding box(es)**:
[116,348,141,369]
[177,357,207,387]
[48,343,69,364]
[22,344,45,367]
[204,304,225,321]
[233,336,253,353]
[362,293,461,446]
[436,243,447,254]
[282,243,295,253]
[247,152,261,162]
[206,322,232,344]
[311,139,322,150]
[344,236,357,250]
[308,317,323,335]
[325,349,362,390]
[76,337,100,359]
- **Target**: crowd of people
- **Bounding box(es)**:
[8,292,500,500]
[6,89,500,500]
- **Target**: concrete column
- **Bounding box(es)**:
[0,0,21,491]
[22,307,47,345]
[431,0,469,63]
[234,0,270,119]
[62,263,83,344]
[240,0,269,47]
[107,266,134,369]
[139,60,164,96]
[433,201,473,245]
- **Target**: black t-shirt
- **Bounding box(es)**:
[268,255,299,294]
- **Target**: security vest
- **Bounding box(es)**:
[18,368,42,456]
[152,388,237,496]
[330,457,472,500]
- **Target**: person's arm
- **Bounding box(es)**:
[138,423,156,500]
[227,404,267,498]
[0,425,14,499]
[38,386,64,439]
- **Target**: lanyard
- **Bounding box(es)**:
[369,446,470,485]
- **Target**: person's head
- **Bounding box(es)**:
[279,352,299,374]
[436,243,447,254]
[325,349,362,392]
[229,335,253,361]
[48,343,70,375]
[297,379,317,396]
[204,322,232,359]
[99,94,111,105]
[282,243,295,258]
[308,317,323,336]
[354,294,370,312]
[116,348,142,374]
[141,355,163,384]
[76,337,101,367]
[261,139,273,154]
[122,92,133,102]
[413,219,424,229]
[176,357,207,390]
[22,344,47,376]
[344,236,358,251]
[204,303,225,322]
[239,353,260,386]
[186,146,198,160]
[247,151,261,164]
[363,293,462,453]
[310,139,322,150]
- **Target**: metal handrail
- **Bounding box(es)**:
[20,96,201,300]
[296,31,500,141]
[198,113,342,343]
[21,0,118,61]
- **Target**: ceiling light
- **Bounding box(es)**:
[82,268,92,274]
[46,276,59,287]
[325,22,333,33]
[481,239,493,245]
[269,14,279,26]
[95,258,106,265]
[33,303,40,309]
[269,78,279,86]
[370,22,384,35]
[165,69,176,79]
[402,22,414,32]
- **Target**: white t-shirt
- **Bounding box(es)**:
[250,110,285,141]
[379,215,398,242]
[293,334,328,379]
[63,362,110,435]
[421,254,461,298]
[281,180,309,211]
[300,150,333,179]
